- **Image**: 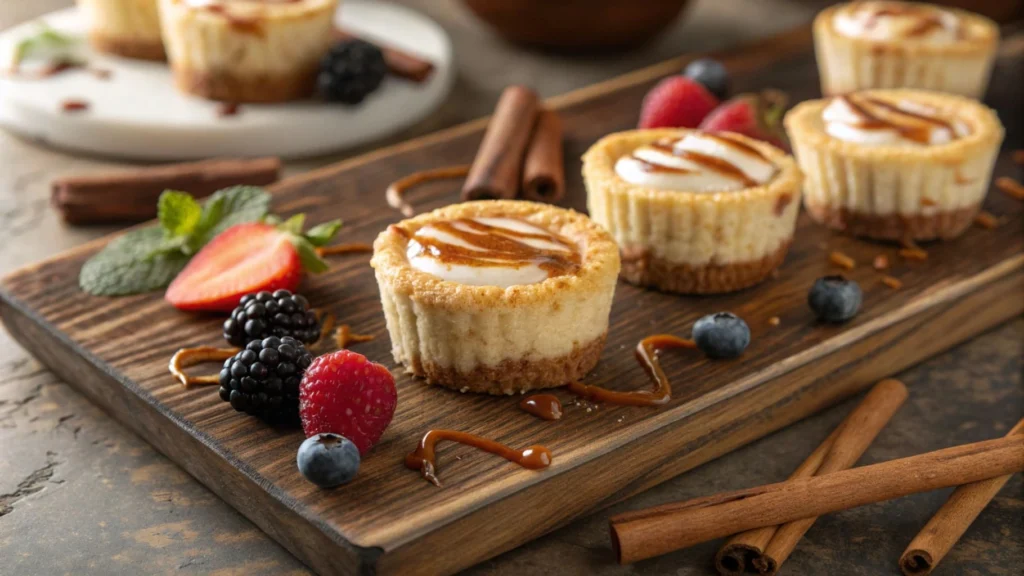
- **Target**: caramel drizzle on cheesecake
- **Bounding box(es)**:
[857,3,961,39]
[408,218,581,279]
[627,135,769,188]
[836,95,963,145]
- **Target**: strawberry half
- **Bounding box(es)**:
[166,223,302,312]
[699,90,790,151]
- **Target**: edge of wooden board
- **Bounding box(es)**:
[2,254,1021,576]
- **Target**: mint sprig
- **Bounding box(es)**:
[12,23,80,69]
[80,186,272,296]
[264,214,343,274]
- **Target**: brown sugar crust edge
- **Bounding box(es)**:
[172,66,317,104]
[621,241,791,295]
[805,202,980,241]
[410,333,607,395]
[90,34,166,62]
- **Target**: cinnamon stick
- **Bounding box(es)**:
[52,157,280,225]
[462,85,540,201]
[333,29,435,83]
[899,420,1024,576]
[715,379,907,575]
[610,425,1024,564]
[521,109,565,203]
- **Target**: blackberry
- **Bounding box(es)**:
[223,290,320,348]
[317,40,388,105]
[218,336,314,424]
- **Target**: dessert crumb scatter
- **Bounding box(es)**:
[995,177,1024,200]
[881,276,903,290]
[974,211,999,229]
[899,247,929,261]
[768,316,781,327]
[873,255,889,271]
[829,250,856,270]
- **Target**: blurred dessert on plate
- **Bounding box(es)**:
[77,0,165,60]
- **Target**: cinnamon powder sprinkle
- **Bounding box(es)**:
[335,325,375,349]
[829,250,856,270]
[899,247,929,261]
[995,177,1024,200]
[881,276,903,290]
[768,316,781,327]
[974,210,999,229]
[873,255,889,271]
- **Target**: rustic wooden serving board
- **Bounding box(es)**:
[2,27,1023,576]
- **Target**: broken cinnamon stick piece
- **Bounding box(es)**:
[333,29,435,83]
[52,157,281,225]
[521,109,565,203]
[610,425,1024,565]
[462,85,540,201]
[715,379,907,576]
[899,420,1024,576]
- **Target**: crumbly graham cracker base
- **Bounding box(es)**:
[409,333,607,395]
[620,241,791,295]
[805,203,980,242]
[172,66,317,103]
[90,33,166,61]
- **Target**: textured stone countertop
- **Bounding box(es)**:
[1,1,1021,575]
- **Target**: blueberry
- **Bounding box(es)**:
[692,312,750,359]
[683,58,730,100]
[809,275,862,323]
[297,433,360,488]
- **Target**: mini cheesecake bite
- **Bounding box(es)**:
[371,200,620,395]
[814,1,998,97]
[584,129,803,294]
[158,0,339,103]
[785,89,1004,241]
[77,0,166,60]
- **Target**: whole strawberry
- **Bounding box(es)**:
[699,90,790,151]
[299,350,397,455]
[638,76,719,129]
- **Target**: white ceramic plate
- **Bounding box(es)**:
[0,1,453,160]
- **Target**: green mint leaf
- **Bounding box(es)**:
[80,227,190,296]
[196,186,272,245]
[290,237,329,274]
[13,23,78,67]
[280,214,306,235]
[304,220,343,247]
[158,190,203,239]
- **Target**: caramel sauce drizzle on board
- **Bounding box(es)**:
[568,334,697,407]
[519,394,563,420]
[405,430,553,487]
[630,134,770,188]
[837,95,961,145]
[408,218,582,279]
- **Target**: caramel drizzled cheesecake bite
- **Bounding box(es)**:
[814,1,998,97]
[158,0,339,103]
[785,89,1003,241]
[77,0,166,60]
[371,200,620,395]
[583,129,802,294]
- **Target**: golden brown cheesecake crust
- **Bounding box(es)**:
[89,33,166,61]
[412,333,608,395]
[172,66,318,104]
[805,203,979,241]
[620,242,791,295]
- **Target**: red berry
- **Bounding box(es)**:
[699,91,790,151]
[638,76,719,129]
[166,223,302,312]
[299,350,397,455]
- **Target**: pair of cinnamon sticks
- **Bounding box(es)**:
[461,85,565,204]
[610,379,1024,575]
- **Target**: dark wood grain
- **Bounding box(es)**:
[2,26,1023,576]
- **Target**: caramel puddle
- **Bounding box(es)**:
[567,335,697,407]
[405,430,552,487]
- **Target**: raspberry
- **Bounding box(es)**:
[299,350,397,455]
[638,76,719,129]
[699,90,790,151]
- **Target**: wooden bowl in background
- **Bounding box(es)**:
[460,0,693,51]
